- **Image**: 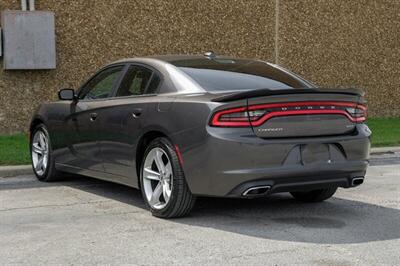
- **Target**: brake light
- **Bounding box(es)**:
[345,105,367,119]
[210,101,367,127]
[210,107,251,127]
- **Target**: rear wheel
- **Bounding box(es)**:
[30,124,62,182]
[290,187,338,202]
[140,137,195,218]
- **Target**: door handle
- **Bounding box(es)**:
[132,108,142,118]
[90,112,98,121]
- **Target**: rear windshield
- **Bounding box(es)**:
[170,58,311,92]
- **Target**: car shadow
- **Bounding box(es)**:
[4,175,400,244]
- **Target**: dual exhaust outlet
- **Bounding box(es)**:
[242,176,365,197]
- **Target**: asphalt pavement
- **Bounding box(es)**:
[0,158,399,265]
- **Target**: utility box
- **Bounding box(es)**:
[1,11,56,70]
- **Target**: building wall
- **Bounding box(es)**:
[279,0,400,118]
[0,0,398,134]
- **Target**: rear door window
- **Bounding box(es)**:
[116,65,159,97]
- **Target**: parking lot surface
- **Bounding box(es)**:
[1,162,399,265]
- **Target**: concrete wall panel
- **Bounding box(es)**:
[0,0,399,133]
[0,0,275,133]
[279,0,400,117]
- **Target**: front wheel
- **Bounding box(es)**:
[30,124,62,182]
[140,137,196,218]
[290,187,338,203]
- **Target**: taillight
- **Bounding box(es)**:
[346,105,367,120]
[210,107,251,127]
[210,101,367,127]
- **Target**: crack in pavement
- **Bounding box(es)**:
[0,199,113,212]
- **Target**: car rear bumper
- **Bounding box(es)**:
[226,163,367,197]
[173,124,371,197]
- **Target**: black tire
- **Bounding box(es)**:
[140,137,196,218]
[290,187,338,203]
[30,124,63,182]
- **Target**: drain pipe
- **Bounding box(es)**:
[21,0,28,11]
[28,0,35,11]
[21,0,35,11]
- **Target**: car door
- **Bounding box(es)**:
[67,65,126,171]
[99,64,162,182]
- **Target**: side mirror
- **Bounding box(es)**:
[58,88,76,101]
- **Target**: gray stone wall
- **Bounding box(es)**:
[0,0,398,133]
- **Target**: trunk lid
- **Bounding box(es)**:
[247,92,363,138]
[211,88,366,138]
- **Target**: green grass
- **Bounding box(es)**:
[367,117,400,147]
[0,133,31,166]
[0,117,399,165]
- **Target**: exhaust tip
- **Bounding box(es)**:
[242,185,271,197]
[351,177,364,187]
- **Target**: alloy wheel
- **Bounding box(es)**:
[31,130,49,176]
[142,148,173,209]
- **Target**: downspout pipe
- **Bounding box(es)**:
[21,0,35,11]
[29,0,35,11]
[21,0,27,11]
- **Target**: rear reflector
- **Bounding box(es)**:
[210,101,367,127]
[174,145,184,166]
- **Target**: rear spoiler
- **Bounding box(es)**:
[212,88,365,102]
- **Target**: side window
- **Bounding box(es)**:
[146,73,161,94]
[81,66,124,100]
[116,66,154,97]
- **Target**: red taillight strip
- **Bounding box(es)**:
[210,106,251,127]
[249,101,366,126]
[210,101,366,127]
[250,109,365,127]
[248,101,364,110]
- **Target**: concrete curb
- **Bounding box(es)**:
[370,146,400,154]
[0,146,399,178]
[0,165,32,178]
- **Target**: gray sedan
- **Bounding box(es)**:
[30,53,371,218]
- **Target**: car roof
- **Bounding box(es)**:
[110,54,252,65]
